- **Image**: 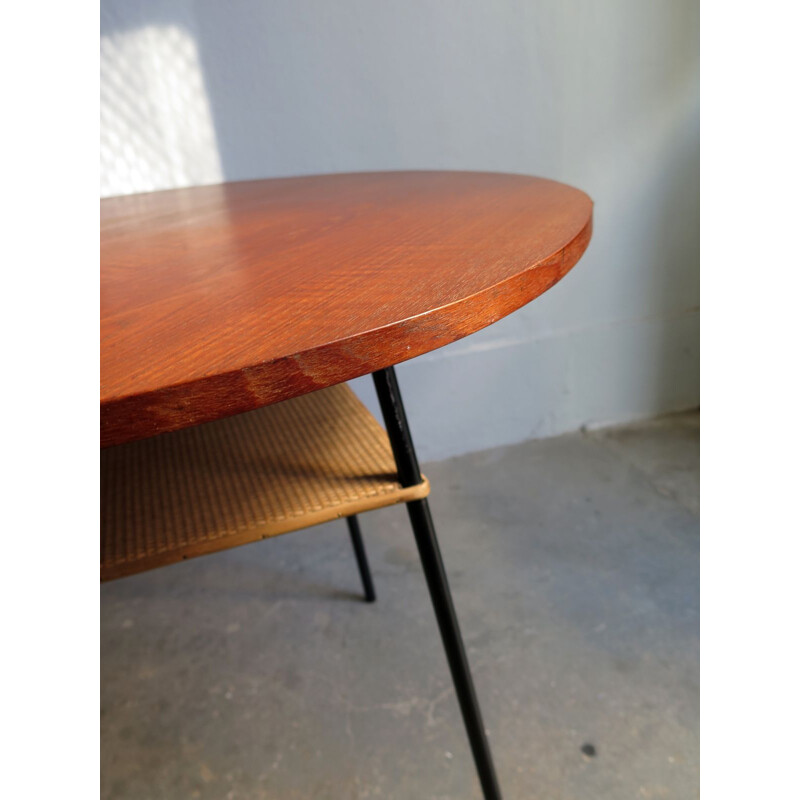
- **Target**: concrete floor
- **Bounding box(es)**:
[101,411,699,800]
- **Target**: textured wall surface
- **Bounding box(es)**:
[101,0,699,460]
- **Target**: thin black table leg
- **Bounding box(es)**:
[372,366,503,800]
[347,515,376,602]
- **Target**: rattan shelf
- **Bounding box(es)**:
[100,383,429,581]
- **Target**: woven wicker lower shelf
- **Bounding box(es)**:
[101,383,429,581]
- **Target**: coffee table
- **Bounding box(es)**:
[101,170,592,799]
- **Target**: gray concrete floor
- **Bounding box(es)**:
[101,411,699,800]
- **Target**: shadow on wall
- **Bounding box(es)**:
[103,1,451,193]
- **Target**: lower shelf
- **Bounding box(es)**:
[101,383,429,581]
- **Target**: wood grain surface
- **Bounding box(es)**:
[101,171,592,447]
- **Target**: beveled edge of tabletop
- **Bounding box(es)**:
[101,206,592,448]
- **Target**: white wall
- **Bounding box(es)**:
[101,0,699,461]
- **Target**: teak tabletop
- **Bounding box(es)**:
[101,171,592,447]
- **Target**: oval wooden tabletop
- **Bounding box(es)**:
[101,171,592,447]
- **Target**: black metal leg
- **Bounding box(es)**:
[372,366,503,800]
[347,515,376,602]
